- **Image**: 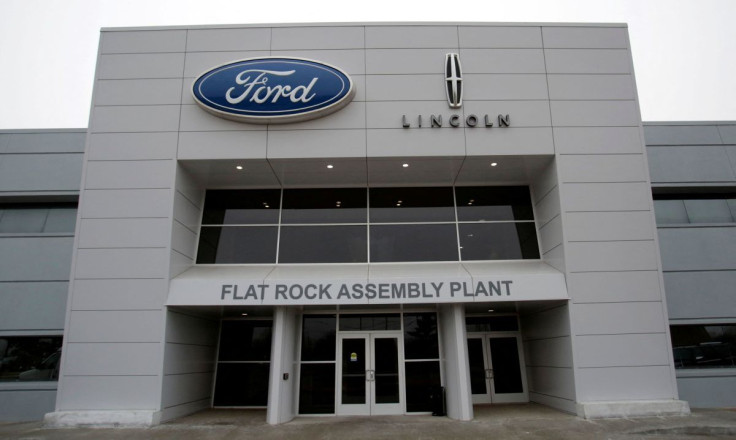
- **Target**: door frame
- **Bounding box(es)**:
[467,331,528,404]
[336,331,406,415]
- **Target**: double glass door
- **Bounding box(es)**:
[467,333,528,404]
[337,332,404,415]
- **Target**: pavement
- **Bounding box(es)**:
[2,404,736,439]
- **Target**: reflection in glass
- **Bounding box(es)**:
[404,361,441,412]
[489,337,523,394]
[278,226,367,263]
[218,320,272,361]
[213,363,270,406]
[301,315,336,361]
[341,338,366,404]
[370,187,455,223]
[455,186,534,221]
[403,313,439,359]
[684,199,734,223]
[653,200,689,224]
[671,325,736,368]
[201,189,281,224]
[196,226,277,264]
[459,223,540,260]
[281,188,367,224]
[299,363,336,414]
[374,338,399,404]
[0,204,77,233]
[370,224,458,262]
[0,336,62,382]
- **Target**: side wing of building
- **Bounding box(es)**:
[646,121,736,408]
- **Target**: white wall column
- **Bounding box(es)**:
[266,307,298,425]
[438,304,473,421]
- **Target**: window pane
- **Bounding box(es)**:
[370,187,455,223]
[44,208,77,232]
[684,199,734,223]
[218,320,272,361]
[281,188,366,224]
[301,315,336,361]
[0,209,47,233]
[671,325,736,369]
[404,361,441,412]
[339,314,401,331]
[654,200,689,224]
[299,363,336,414]
[370,224,458,262]
[459,223,539,260]
[466,316,519,332]
[403,313,439,359]
[196,226,277,264]
[0,336,63,381]
[456,186,533,221]
[202,190,281,224]
[279,226,367,263]
[489,337,523,393]
[728,199,736,219]
[213,363,270,406]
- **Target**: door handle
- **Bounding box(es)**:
[366,370,375,381]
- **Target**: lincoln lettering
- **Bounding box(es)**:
[226,69,318,105]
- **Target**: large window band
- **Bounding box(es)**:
[196,186,540,264]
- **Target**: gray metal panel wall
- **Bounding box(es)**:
[0,130,83,421]
[545,27,679,404]
[645,122,736,408]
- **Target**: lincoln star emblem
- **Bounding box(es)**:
[445,53,462,109]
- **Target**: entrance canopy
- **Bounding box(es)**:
[167,261,568,306]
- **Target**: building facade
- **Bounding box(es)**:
[1,22,733,425]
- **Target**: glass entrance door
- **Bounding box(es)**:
[467,334,528,404]
[337,332,404,415]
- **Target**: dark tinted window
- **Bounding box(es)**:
[278,226,367,263]
[459,223,540,260]
[213,363,270,406]
[466,316,519,332]
[403,313,439,359]
[218,320,272,361]
[339,314,401,331]
[456,186,534,221]
[281,188,366,224]
[370,224,459,262]
[671,325,736,368]
[197,226,277,264]
[370,187,455,223]
[0,336,62,381]
[301,315,336,361]
[404,361,441,412]
[202,190,281,224]
[299,363,336,414]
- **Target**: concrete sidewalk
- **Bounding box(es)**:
[2,404,736,439]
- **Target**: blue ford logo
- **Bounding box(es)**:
[192,57,355,124]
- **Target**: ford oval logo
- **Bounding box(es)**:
[192,57,355,124]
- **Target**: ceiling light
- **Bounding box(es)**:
[487,309,494,313]
[490,162,498,167]
[327,164,334,169]
[241,312,248,316]
[236,165,243,170]
[402,163,409,168]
